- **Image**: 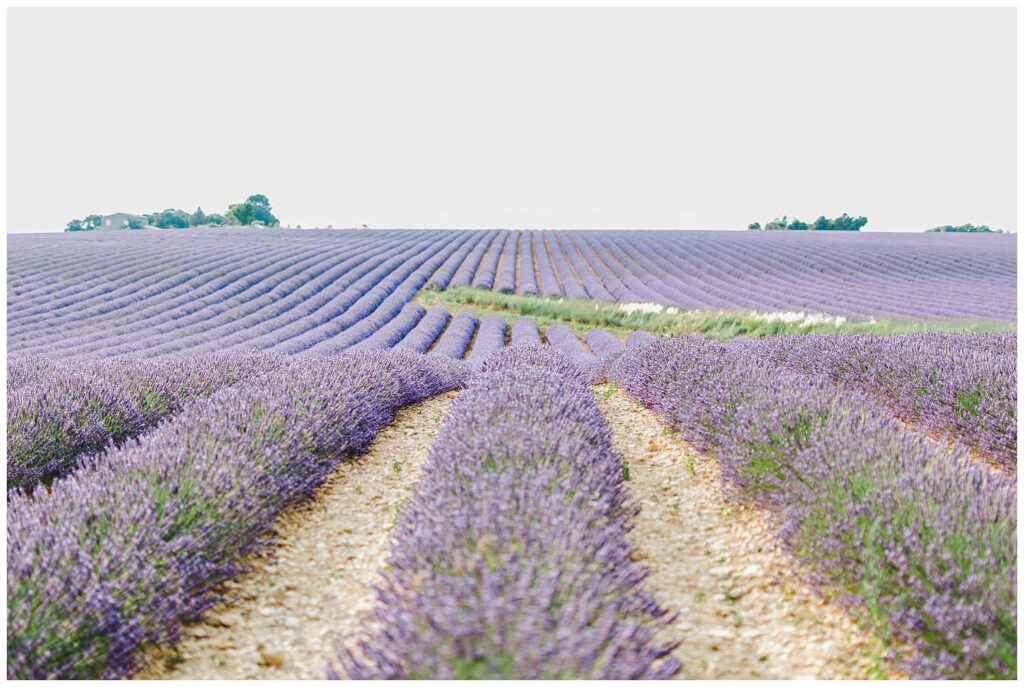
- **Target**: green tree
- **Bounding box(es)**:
[831,213,867,231]
[83,215,103,230]
[747,222,761,231]
[927,223,996,233]
[810,215,830,231]
[207,213,226,226]
[788,218,809,231]
[226,194,279,227]
[190,206,207,226]
[226,202,254,226]
[65,219,86,232]
[126,217,144,230]
[150,209,190,228]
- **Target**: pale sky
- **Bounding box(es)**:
[7,7,1017,233]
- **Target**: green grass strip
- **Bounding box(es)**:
[417,287,1014,340]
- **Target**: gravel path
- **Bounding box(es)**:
[594,385,892,680]
[139,391,458,680]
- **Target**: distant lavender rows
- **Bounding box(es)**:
[6,351,467,679]
[8,228,1014,358]
[338,345,679,679]
[3,323,640,496]
[607,338,1016,679]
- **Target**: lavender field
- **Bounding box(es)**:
[7,228,1015,358]
[6,228,1017,680]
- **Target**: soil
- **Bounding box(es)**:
[138,391,457,680]
[593,384,894,680]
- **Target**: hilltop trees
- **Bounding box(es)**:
[927,224,1002,233]
[750,213,867,231]
[813,214,868,231]
[64,194,281,231]
[226,194,279,227]
[65,215,103,231]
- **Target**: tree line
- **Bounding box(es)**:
[747,213,868,232]
[926,224,1003,233]
[66,194,280,231]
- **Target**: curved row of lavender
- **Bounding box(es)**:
[338,345,679,679]
[8,228,1013,357]
[607,337,1016,679]
[734,332,1017,468]
[6,351,467,679]
[7,352,283,492]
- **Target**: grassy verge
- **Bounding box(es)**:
[417,287,1013,340]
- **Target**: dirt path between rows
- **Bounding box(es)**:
[139,391,458,680]
[593,385,892,680]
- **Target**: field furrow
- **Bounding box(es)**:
[139,391,458,679]
[595,385,888,679]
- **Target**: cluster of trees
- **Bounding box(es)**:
[66,194,280,232]
[65,215,105,232]
[748,213,868,232]
[926,224,1002,233]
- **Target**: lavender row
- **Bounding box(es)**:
[544,323,594,362]
[607,337,1016,679]
[338,345,679,679]
[510,317,542,345]
[517,231,539,295]
[734,332,1017,468]
[7,352,283,492]
[7,351,467,679]
[430,311,479,359]
[448,230,499,289]
[465,315,507,368]
[494,231,520,293]
[534,233,563,297]
[350,302,426,352]
[585,329,625,358]
[393,307,452,353]
[425,231,488,290]
[471,230,510,290]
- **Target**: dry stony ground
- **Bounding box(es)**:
[140,383,895,680]
[593,384,893,680]
[139,391,457,680]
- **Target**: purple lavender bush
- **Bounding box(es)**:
[337,346,679,679]
[585,329,624,358]
[7,351,466,679]
[465,315,507,368]
[509,317,542,345]
[608,337,1016,679]
[393,307,452,353]
[494,231,519,293]
[7,352,283,492]
[430,311,478,359]
[517,232,539,295]
[735,332,1017,468]
[544,323,593,362]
